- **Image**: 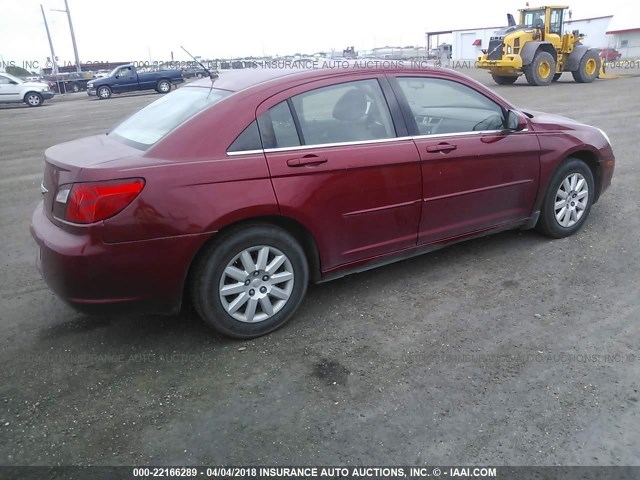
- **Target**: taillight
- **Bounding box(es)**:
[54,178,145,224]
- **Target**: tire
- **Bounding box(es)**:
[70,82,80,93]
[196,72,203,78]
[97,86,112,99]
[191,224,309,339]
[524,51,556,86]
[24,92,43,107]
[552,73,562,82]
[492,75,518,85]
[156,79,171,93]
[537,158,595,238]
[572,49,600,83]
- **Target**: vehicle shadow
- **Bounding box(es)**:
[37,229,551,352]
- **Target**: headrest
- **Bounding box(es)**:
[332,89,367,122]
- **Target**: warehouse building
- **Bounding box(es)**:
[606,27,640,58]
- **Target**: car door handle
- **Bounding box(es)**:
[287,155,328,167]
[426,143,457,153]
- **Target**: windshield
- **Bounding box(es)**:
[109,86,231,149]
[1,72,24,84]
[522,9,545,28]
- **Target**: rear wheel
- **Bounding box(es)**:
[537,158,594,238]
[191,225,309,338]
[525,51,556,86]
[156,79,171,93]
[492,75,518,85]
[572,49,600,83]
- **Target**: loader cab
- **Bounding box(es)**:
[520,6,567,42]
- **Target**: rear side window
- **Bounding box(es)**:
[397,77,505,135]
[257,101,301,149]
[290,79,396,146]
[228,121,262,152]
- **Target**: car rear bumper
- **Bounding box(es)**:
[30,201,212,316]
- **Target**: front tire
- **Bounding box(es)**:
[572,49,600,83]
[492,75,518,85]
[156,79,171,93]
[97,86,112,99]
[24,92,43,107]
[191,225,309,339]
[525,51,556,86]
[537,158,594,238]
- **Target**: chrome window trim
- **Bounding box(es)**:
[226,129,529,156]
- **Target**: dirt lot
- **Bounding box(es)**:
[1,69,639,467]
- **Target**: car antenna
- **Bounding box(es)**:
[180,46,218,79]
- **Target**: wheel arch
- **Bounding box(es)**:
[565,149,602,203]
[521,42,556,66]
[183,214,322,308]
[567,45,591,71]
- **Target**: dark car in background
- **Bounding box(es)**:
[31,66,615,338]
[44,71,95,93]
[86,64,184,99]
[182,66,209,78]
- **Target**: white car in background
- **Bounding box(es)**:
[0,72,55,107]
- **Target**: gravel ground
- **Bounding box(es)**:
[0,69,638,467]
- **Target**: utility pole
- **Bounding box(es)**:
[40,4,59,74]
[52,0,81,72]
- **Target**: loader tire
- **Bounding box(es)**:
[572,49,600,83]
[492,75,518,85]
[525,51,556,86]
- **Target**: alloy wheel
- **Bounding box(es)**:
[554,173,589,227]
[219,245,295,323]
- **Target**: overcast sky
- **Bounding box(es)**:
[1,0,638,66]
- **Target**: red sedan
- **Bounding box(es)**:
[31,66,615,338]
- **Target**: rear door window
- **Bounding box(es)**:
[289,79,396,146]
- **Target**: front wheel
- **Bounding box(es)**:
[525,51,556,86]
[537,158,595,238]
[156,80,171,93]
[191,225,309,338]
[97,86,112,99]
[24,92,43,107]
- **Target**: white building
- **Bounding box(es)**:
[452,26,503,61]
[564,15,613,48]
[606,27,640,58]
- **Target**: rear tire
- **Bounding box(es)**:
[191,224,309,339]
[537,158,594,238]
[572,49,600,83]
[156,79,171,93]
[24,92,43,107]
[492,75,518,85]
[525,51,556,86]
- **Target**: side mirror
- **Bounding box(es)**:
[506,110,527,131]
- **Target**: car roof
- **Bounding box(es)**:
[184,65,464,93]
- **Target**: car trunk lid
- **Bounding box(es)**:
[41,134,142,223]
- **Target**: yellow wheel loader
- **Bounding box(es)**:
[477,5,608,86]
